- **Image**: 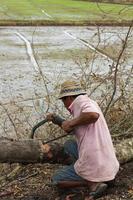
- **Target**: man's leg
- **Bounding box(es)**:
[51,139,88,188]
[63,139,78,164]
[52,164,87,188]
[57,140,108,199]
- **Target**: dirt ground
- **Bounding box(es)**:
[0,160,133,200]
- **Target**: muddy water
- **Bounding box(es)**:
[0,26,132,138]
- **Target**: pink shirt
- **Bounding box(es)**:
[69,95,119,182]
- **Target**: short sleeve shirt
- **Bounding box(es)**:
[69,95,119,182]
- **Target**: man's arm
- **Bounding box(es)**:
[61,112,99,133]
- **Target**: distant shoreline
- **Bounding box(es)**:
[0,20,132,26]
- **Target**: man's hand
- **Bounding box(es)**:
[46,113,54,121]
[61,120,73,133]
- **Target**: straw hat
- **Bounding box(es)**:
[59,80,86,99]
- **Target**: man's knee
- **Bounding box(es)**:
[51,165,84,186]
[51,167,68,185]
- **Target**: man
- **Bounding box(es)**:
[46,80,119,200]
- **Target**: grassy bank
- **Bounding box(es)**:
[0,0,132,26]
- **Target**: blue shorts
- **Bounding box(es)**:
[51,139,84,185]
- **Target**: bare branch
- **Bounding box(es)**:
[104,22,133,116]
[0,102,18,138]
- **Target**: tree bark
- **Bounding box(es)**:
[0,139,44,163]
[115,138,133,164]
[0,137,132,164]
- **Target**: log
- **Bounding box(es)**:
[115,138,133,164]
[0,137,132,164]
[0,139,44,163]
[0,138,67,164]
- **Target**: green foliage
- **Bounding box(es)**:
[0,0,132,24]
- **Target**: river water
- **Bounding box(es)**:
[0,26,132,137]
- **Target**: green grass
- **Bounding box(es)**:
[0,0,133,25]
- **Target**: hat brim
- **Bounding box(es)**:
[58,90,86,99]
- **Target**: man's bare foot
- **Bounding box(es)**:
[85,183,107,200]
[65,194,75,200]
[84,196,94,200]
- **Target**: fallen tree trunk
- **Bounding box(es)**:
[0,137,133,164]
[0,139,44,163]
[115,138,133,164]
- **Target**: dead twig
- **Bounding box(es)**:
[18,171,38,182]
[104,22,133,116]
[0,190,14,197]
[0,102,18,137]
